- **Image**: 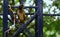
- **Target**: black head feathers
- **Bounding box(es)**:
[18,4,24,9]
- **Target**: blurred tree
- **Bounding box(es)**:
[0,0,60,37]
[52,0,60,9]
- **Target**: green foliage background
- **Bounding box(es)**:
[0,0,60,37]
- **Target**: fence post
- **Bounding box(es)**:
[35,0,43,37]
[3,0,8,37]
[19,0,24,4]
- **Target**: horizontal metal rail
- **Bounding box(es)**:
[12,6,37,8]
[43,14,60,16]
[0,13,60,16]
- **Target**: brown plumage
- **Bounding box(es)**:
[17,5,25,23]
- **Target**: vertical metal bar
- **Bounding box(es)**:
[35,0,43,37]
[19,0,24,4]
[3,0,8,37]
[35,0,38,37]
